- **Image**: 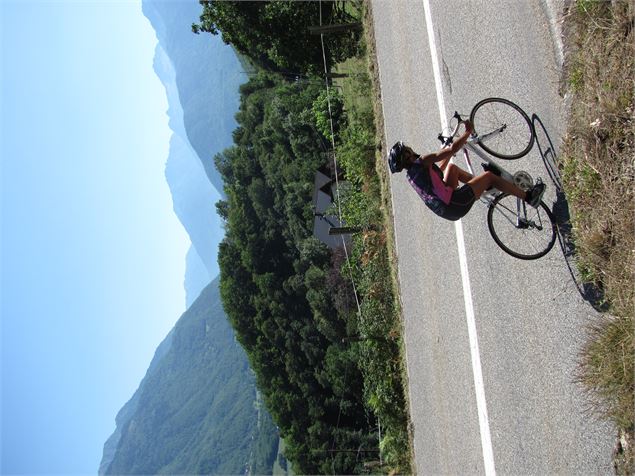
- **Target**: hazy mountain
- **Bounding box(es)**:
[99,329,175,475]
[98,2,279,473]
[99,278,279,475]
[143,0,243,195]
[184,244,211,308]
[143,0,244,287]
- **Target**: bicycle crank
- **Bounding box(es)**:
[513,170,534,191]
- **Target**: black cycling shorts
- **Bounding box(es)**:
[442,184,476,221]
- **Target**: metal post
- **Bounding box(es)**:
[329,226,364,235]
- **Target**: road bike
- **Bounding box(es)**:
[439,98,557,260]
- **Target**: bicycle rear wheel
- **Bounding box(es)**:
[487,193,557,260]
[470,98,534,160]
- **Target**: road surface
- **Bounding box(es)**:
[370,0,615,474]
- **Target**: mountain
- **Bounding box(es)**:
[99,278,279,475]
[144,0,244,196]
[143,0,245,284]
[151,39,219,283]
[99,329,175,475]
[99,2,281,472]
[184,244,212,307]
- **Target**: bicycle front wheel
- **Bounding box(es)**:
[470,98,534,160]
[487,193,557,260]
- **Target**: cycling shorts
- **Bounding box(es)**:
[441,184,476,221]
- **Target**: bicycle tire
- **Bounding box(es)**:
[487,193,557,260]
[470,97,535,160]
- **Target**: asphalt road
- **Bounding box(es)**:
[370,1,615,474]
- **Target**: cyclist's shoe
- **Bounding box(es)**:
[526,178,546,208]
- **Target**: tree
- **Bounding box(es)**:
[192,1,360,74]
[214,71,376,474]
[312,88,347,143]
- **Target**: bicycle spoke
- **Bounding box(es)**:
[490,199,519,227]
[475,104,528,155]
[487,194,557,259]
[470,98,534,160]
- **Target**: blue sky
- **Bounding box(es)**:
[1,1,193,473]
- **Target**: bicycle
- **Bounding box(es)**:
[439,97,557,260]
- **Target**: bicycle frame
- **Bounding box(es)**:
[435,104,557,259]
[443,116,519,201]
[460,141,541,231]
[443,117,543,232]
[460,139,514,203]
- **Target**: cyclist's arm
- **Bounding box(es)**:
[421,120,473,169]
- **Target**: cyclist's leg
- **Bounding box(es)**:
[467,171,527,199]
[444,163,474,188]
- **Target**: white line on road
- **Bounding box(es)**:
[421,1,497,474]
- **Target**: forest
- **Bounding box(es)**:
[215,72,377,474]
[197,1,407,473]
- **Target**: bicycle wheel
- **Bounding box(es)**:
[487,193,557,260]
[470,98,534,160]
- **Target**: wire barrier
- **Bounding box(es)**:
[318,4,363,323]
[317,2,382,473]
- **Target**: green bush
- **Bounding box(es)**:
[312,88,346,143]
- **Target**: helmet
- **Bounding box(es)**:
[388,141,405,173]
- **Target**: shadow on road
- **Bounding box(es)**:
[532,114,608,312]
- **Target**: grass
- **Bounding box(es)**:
[560,0,634,473]
[323,2,413,473]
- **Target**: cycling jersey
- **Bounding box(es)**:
[406,159,475,221]
[406,159,451,215]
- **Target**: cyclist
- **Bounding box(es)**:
[387,120,545,221]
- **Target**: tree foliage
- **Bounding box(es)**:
[216,72,377,474]
[192,0,360,74]
[312,88,346,143]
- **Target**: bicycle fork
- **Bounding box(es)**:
[516,198,544,231]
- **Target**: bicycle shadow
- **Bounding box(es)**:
[532,114,608,312]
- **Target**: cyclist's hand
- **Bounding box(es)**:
[463,119,473,135]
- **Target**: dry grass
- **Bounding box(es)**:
[325,3,414,472]
[561,0,635,473]
[361,1,417,472]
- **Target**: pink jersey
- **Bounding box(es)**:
[428,163,453,205]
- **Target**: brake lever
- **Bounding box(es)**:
[437,133,453,147]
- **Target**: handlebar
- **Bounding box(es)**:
[437,111,468,146]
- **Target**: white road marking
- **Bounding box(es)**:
[421,1,497,475]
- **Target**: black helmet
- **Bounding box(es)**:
[388,141,405,173]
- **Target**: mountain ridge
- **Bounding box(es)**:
[143,0,245,287]
[99,278,278,474]
[99,2,278,473]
